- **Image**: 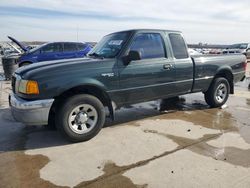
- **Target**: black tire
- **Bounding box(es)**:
[204,77,230,108]
[55,94,105,142]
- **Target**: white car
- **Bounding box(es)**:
[188,48,202,56]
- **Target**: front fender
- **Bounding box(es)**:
[54,78,115,120]
[55,78,108,97]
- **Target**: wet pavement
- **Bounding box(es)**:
[0,62,250,188]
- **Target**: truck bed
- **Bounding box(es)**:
[191,53,246,93]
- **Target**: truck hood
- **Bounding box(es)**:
[15,57,110,77]
[8,36,28,52]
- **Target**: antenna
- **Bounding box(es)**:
[77,25,79,42]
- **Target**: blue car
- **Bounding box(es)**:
[8,36,92,67]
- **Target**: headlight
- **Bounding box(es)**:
[18,80,39,94]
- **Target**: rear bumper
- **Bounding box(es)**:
[233,71,246,82]
[9,93,54,125]
[240,75,246,81]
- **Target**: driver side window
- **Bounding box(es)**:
[129,33,166,60]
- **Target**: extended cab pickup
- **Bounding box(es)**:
[9,29,247,142]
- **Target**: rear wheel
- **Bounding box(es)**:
[55,94,105,142]
[204,77,230,108]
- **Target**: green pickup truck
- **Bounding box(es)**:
[9,29,247,142]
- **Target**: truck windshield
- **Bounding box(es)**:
[88,32,130,58]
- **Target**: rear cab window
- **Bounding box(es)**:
[129,33,166,60]
[169,33,189,59]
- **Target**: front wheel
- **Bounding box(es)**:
[204,77,230,108]
[55,94,105,142]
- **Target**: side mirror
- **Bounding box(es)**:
[123,50,141,65]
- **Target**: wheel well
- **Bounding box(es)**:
[49,85,114,122]
[214,70,234,94]
[19,61,32,67]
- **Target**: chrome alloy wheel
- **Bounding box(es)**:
[68,104,98,134]
[215,83,227,103]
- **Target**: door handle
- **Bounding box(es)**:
[163,64,172,70]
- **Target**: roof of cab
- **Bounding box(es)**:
[109,29,182,35]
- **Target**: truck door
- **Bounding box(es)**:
[168,33,193,94]
[117,32,176,105]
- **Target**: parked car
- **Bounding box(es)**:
[188,48,202,56]
[0,45,3,56]
[229,43,250,52]
[223,43,250,62]
[209,49,222,54]
[0,43,21,57]
[222,49,241,54]
[8,36,92,67]
[9,29,246,142]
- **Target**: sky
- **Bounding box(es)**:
[0,0,250,44]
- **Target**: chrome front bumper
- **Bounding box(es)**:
[9,93,54,125]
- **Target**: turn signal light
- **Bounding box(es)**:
[26,81,39,94]
[19,80,39,95]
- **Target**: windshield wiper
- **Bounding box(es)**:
[88,52,104,59]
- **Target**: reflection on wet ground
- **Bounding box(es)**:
[235,78,250,91]
[75,162,147,188]
[143,130,250,168]
[111,93,245,132]
[0,151,61,188]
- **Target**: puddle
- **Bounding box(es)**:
[0,151,66,188]
[164,133,250,168]
[143,128,220,147]
[138,95,238,132]
[75,162,146,188]
[142,127,250,168]
[235,79,250,92]
[159,97,186,111]
[0,107,66,188]
[154,109,237,131]
[223,97,250,129]
[109,95,238,132]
